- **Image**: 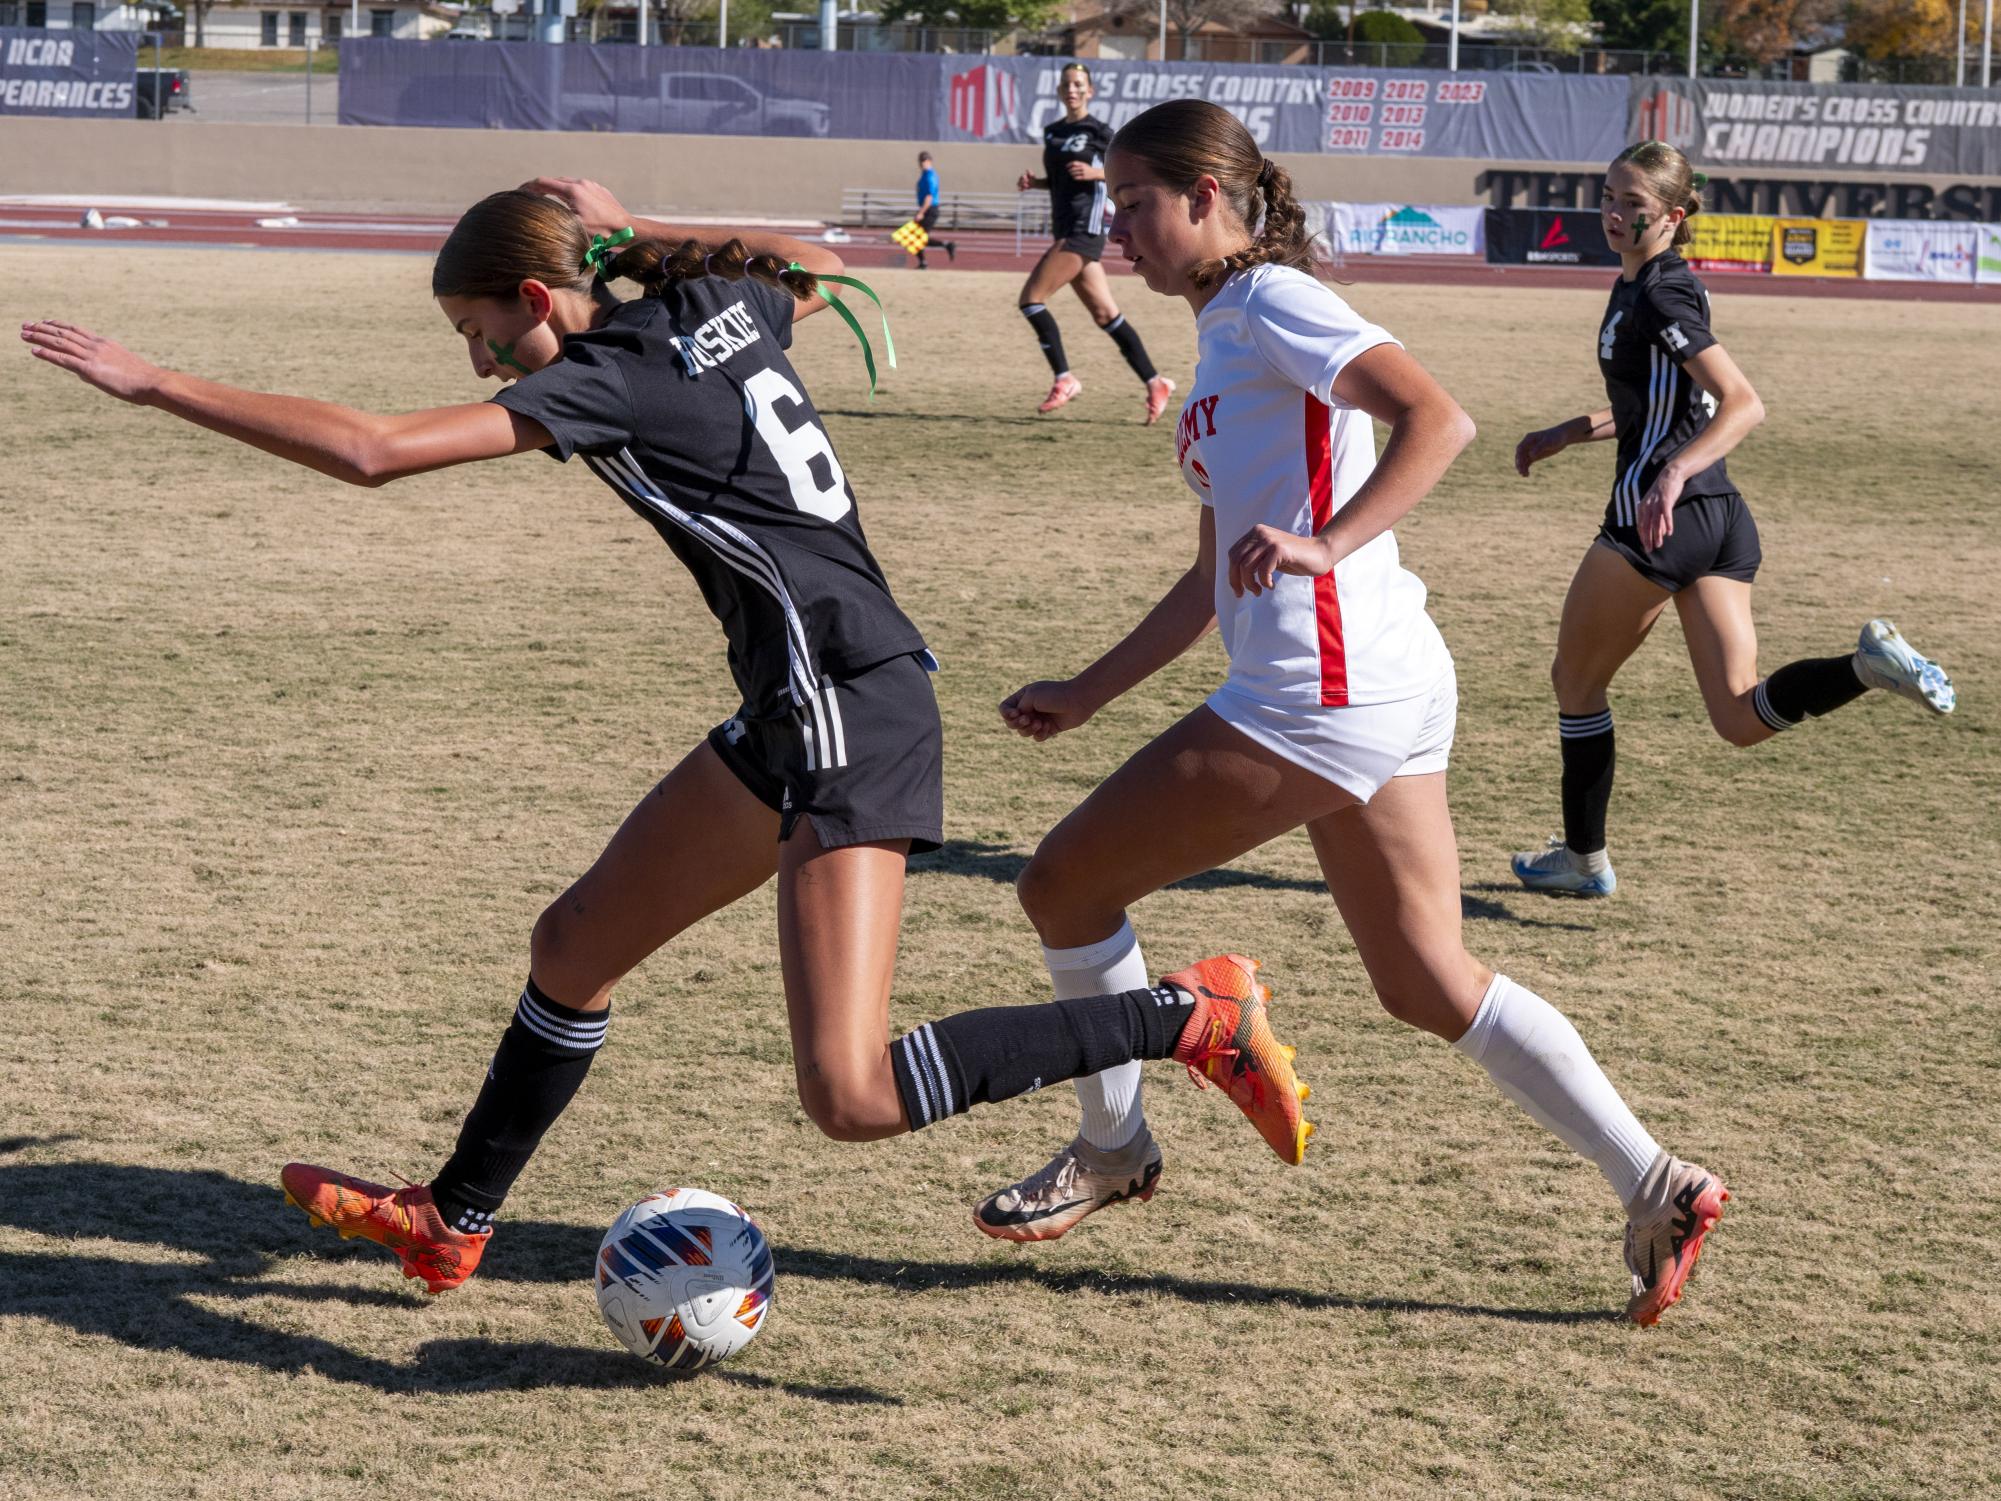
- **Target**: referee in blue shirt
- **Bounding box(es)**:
[912,151,956,270]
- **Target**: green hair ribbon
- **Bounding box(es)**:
[582,225,636,277]
[790,261,897,397]
[1691,171,1709,189]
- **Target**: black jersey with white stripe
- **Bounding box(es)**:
[1596,250,1733,530]
[1042,113,1112,238]
[492,276,926,719]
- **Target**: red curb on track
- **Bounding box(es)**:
[7,207,1997,304]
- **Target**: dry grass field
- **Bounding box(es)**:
[2,245,1996,1500]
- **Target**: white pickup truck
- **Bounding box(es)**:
[567,71,830,137]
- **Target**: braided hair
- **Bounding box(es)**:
[1109,99,1313,289]
[432,189,819,304]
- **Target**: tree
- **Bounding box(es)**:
[1090,0,1282,56]
[1589,0,1689,55]
[1707,0,1839,65]
[1844,0,1964,61]
[1490,0,1594,53]
[876,0,1067,30]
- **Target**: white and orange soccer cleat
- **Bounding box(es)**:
[973,1128,1164,1243]
[281,1162,488,1295]
[1037,372,1082,414]
[1164,954,1313,1166]
[1143,375,1176,426]
[1623,1152,1728,1326]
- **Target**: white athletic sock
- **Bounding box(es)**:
[1453,972,1661,1208]
[1044,920,1150,1152]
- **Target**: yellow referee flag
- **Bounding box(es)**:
[892,220,930,256]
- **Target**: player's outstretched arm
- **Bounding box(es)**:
[521,175,845,320]
[1514,407,1614,476]
[1001,508,1217,742]
[21,319,552,487]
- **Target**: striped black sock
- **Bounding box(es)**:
[431,977,608,1228]
[1754,656,1868,732]
[1558,709,1616,855]
[891,986,1191,1131]
[1020,302,1069,377]
[1100,314,1158,383]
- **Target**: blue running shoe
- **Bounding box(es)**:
[1511,836,1617,897]
[1854,619,1955,715]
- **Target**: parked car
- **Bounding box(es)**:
[567,71,830,137]
[1500,60,1561,75]
[136,68,193,119]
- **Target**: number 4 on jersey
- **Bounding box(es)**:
[744,366,852,523]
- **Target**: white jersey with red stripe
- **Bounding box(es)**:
[1176,263,1449,708]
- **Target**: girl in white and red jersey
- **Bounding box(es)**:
[974,100,1723,1325]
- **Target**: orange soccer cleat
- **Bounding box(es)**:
[1143,375,1176,426]
[280,1162,488,1295]
[1164,954,1314,1166]
[1037,372,1083,414]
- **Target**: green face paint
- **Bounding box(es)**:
[486,337,532,376]
[1632,214,1652,239]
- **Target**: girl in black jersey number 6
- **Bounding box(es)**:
[21,177,1310,1295]
[1510,140,1955,898]
[1016,62,1177,423]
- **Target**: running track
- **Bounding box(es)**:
[5,204,1997,303]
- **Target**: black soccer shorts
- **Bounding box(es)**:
[707,650,944,853]
[1596,490,1763,593]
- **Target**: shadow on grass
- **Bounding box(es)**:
[0,1159,898,1401]
[818,407,1129,430]
[916,843,1598,928]
[911,839,1324,895]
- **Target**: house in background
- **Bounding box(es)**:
[0,1,162,28]
[188,0,456,46]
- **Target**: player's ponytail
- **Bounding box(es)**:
[1110,100,1315,289]
[600,236,820,302]
[432,190,819,306]
[1612,140,1702,249]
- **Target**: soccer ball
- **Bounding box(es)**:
[594,1188,775,1373]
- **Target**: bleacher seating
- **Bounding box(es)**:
[840,188,1052,236]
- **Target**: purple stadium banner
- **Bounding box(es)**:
[339,40,1624,163]
[1633,76,2001,178]
[0,27,137,117]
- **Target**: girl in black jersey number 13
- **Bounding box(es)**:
[22,180,1308,1295]
[1015,61,1177,424]
[1510,140,1956,898]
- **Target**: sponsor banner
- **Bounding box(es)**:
[1863,219,1978,282]
[1769,218,1864,277]
[0,27,137,117]
[1685,213,1774,272]
[1484,207,1619,267]
[1631,76,2001,179]
[1316,201,1484,257]
[1978,223,2001,286]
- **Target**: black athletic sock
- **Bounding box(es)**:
[891,985,1192,1130]
[431,978,608,1230]
[1558,709,1616,855]
[1753,656,1868,731]
[1100,314,1158,383]
[1020,302,1069,377]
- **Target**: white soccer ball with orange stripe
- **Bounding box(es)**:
[595,1188,775,1373]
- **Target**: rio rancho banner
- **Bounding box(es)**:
[1311,201,1485,257]
[1979,223,2001,285]
[0,27,137,116]
[1633,77,2001,178]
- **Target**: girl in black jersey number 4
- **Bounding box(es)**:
[1015,62,1177,423]
[21,178,1310,1294]
[1511,141,1955,898]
